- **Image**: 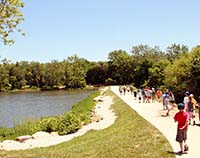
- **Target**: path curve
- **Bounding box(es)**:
[111,86,200,158]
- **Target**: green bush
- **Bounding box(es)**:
[0,127,14,139]
[37,117,60,133]
[57,112,81,135]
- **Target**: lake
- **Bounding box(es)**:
[0,89,94,128]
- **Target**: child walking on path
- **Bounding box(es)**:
[174,103,189,155]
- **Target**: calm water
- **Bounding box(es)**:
[0,90,94,128]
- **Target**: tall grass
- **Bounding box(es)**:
[0,89,175,158]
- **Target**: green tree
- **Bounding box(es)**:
[86,61,108,85]
[43,60,65,89]
[64,55,87,88]
[166,44,189,62]
[131,45,165,87]
[0,62,10,91]
[0,0,24,45]
[147,59,170,88]
[188,45,200,97]
[108,50,133,84]
[164,53,191,91]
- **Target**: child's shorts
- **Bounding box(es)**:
[176,129,187,143]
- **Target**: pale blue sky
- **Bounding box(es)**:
[1,0,200,63]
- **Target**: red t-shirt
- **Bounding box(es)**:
[174,111,189,130]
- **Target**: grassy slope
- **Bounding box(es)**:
[0,89,175,158]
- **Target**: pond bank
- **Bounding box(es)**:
[0,87,116,151]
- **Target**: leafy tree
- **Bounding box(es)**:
[131,45,165,87]
[28,62,45,88]
[43,60,65,89]
[188,45,200,98]
[164,53,191,91]
[166,44,189,62]
[0,0,24,45]
[0,62,10,91]
[64,55,87,88]
[108,50,133,84]
[86,61,108,85]
[147,59,170,88]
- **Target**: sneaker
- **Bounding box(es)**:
[184,145,189,151]
[177,151,187,155]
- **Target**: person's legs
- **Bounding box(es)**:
[183,129,189,152]
[176,129,188,154]
[179,142,184,153]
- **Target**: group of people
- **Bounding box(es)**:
[119,85,200,155]
[174,90,199,155]
[119,85,157,103]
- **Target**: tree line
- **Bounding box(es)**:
[1,44,200,102]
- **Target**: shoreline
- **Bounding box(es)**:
[0,88,116,151]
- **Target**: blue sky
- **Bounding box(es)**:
[1,0,200,63]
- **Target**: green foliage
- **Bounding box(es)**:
[57,112,81,135]
[107,50,134,84]
[86,61,109,85]
[166,44,189,62]
[0,0,24,45]
[0,56,91,91]
[105,77,116,85]
[0,119,40,140]
[37,117,60,133]
[164,53,191,91]
[147,59,170,88]
[37,91,99,135]
[64,55,88,88]
[0,127,14,139]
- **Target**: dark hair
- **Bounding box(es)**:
[178,103,185,110]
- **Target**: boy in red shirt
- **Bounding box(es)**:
[174,103,189,155]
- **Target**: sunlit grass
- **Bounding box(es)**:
[0,89,175,158]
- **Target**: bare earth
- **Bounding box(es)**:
[0,87,116,151]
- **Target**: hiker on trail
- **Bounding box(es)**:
[119,86,123,95]
[156,89,162,102]
[190,94,198,122]
[138,89,142,103]
[151,87,156,103]
[186,96,195,125]
[142,88,146,103]
[183,91,190,110]
[162,92,168,110]
[122,85,126,95]
[174,103,189,155]
[166,91,176,116]
[129,85,134,95]
[133,89,137,100]
[145,87,152,103]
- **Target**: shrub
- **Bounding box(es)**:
[57,112,81,135]
[37,117,60,133]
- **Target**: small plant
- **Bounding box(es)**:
[57,112,81,135]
